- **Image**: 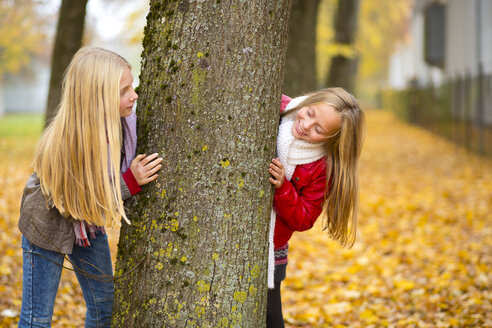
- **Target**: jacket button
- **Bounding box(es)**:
[295,177,299,182]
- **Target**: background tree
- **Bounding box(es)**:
[326,0,361,93]
[44,0,88,128]
[283,0,320,96]
[112,1,292,327]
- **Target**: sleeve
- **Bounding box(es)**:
[272,167,326,232]
[121,169,141,200]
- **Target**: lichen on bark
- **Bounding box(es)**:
[112,1,292,327]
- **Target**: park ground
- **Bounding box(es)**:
[0,110,491,327]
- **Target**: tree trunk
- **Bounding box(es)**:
[112,1,292,327]
[283,0,319,96]
[326,0,360,93]
[44,0,87,128]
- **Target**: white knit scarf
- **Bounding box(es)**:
[268,96,326,288]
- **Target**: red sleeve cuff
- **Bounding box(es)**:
[122,169,141,195]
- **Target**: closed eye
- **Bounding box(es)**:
[120,86,131,96]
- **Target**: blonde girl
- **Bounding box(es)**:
[17,47,162,328]
[267,88,365,327]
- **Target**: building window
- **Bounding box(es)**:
[424,3,446,69]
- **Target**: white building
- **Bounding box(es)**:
[389,0,492,89]
[1,59,50,114]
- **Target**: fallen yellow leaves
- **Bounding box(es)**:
[1,110,491,327]
[282,110,492,327]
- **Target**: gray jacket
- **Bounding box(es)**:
[18,173,132,254]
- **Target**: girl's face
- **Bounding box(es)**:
[119,67,138,117]
[291,103,342,144]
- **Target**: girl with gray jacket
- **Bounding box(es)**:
[17,47,162,328]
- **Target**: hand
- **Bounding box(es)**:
[269,158,285,188]
[130,153,163,186]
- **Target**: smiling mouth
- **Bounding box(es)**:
[296,121,306,136]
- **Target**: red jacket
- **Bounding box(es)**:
[273,95,328,248]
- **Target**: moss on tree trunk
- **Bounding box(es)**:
[112,1,292,327]
[283,0,319,96]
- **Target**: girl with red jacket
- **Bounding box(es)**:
[267,88,366,327]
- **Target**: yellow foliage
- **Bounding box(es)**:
[317,0,412,101]
[1,111,492,327]
[282,110,492,327]
[0,1,49,77]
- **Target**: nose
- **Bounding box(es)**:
[132,90,138,100]
[304,117,314,130]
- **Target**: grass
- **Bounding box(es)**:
[0,114,44,163]
[0,113,44,137]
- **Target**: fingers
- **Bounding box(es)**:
[269,158,283,175]
[141,153,160,166]
[137,173,158,186]
[269,165,281,179]
[144,172,159,184]
[144,161,162,178]
[269,158,285,188]
[272,158,283,168]
[131,153,163,186]
[132,154,146,164]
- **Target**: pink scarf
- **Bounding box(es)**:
[73,113,137,247]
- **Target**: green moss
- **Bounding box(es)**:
[191,67,208,106]
[176,231,187,240]
[150,1,161,12]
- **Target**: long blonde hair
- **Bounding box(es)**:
[34,47,130,227]
[282,87,366,247]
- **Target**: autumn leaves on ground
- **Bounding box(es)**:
[1,110,491,327]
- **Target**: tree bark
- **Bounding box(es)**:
[44,0,87,128]
[282,0,319,96]
[326,0,360,93]
[112,1,292,327]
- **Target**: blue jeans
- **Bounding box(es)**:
[18,232,114,328]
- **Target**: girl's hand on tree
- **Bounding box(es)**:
[130,153,163,186]
[269,158,285,188]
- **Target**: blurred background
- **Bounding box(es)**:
[1,0,491,156]
[1,0,491,327]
